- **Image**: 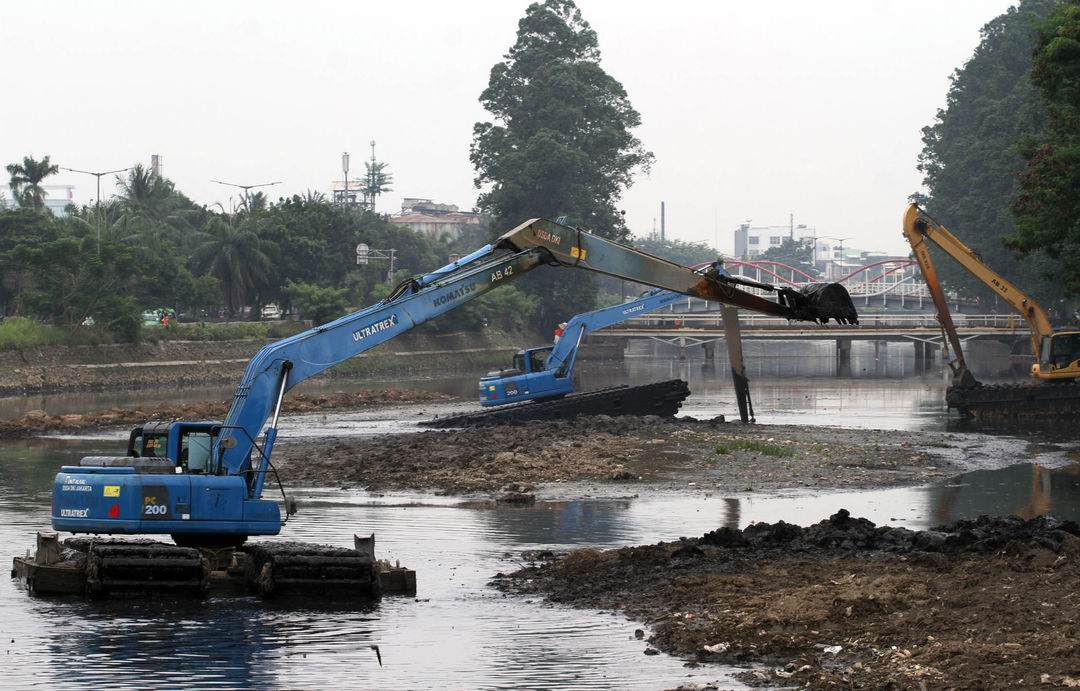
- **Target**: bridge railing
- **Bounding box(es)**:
[726,259,932,300]
[606,312,1030,332]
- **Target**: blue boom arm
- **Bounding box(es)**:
[478,287,689,406]
[548,288,688,375]
[216,219,749,493]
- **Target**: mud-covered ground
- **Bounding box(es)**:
[496,510,1080,690]
[271,415,960,495]
[269,414,1080,689]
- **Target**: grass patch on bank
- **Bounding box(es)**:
[144,320,306,342]
[0,317,81,348]
[714,440,795,458]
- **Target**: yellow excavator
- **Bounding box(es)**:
[902,203,1080,421]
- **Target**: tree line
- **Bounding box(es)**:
[1,158,553,340]
[916,0,1080,312]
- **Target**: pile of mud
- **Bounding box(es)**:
[0,389,451,438]
[496,510,1080,689]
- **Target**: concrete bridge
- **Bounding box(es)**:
[598,312,1031,355]
[592,258,1011,366]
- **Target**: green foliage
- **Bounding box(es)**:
[759,238,817,277]
[428,285,540,333]
[283,280,349,325]
[93,294,142,342]
[1011,1,1080,297]
[714,440,795,458]
[631,237,720,268]
[6,155,59,211]
[0,317,77,348]
[0,151,520,343]
[9,228,139,335]
[915,0,1062,306]
[189,213,274,316]
[471,0,653,326]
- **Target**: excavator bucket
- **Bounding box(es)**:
[790,283,859,325]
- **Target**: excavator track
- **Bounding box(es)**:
[423,379,691,428]
[948,382,1080,424]
[66,538,210,597]
[243,541,381,599]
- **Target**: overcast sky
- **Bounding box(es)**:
[3,0,1020,256]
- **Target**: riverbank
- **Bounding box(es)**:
[0,330,526,395]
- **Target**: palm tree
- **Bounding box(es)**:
[237,190,269,215]
[189,213,274,316]
[302,190,327,205]
[6,155,59,211]
[116,164,199,256]
[361,160,393,212]
[117,164,175,223]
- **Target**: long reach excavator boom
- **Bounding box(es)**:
[902,203,1080,420]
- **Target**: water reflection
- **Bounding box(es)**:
[928,463,1080,524]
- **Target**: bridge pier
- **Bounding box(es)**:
[835,338,852,376]
[703,341,716,362]
[912,341,934,373]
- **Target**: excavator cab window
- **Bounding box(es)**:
[1051,334,1080,369]
[142,432,170,459]
[528,348,551,373]
[181,430,213,473]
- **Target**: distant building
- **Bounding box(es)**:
[3,184,76,215]
[733,223,816,259]
[389,198,480,240]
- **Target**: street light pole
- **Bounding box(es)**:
[61,166,131,254]
[813,235,851,279]
[342,151,349,208]
[211,179,282,212]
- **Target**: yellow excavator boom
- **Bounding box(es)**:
[902,203,1079,383]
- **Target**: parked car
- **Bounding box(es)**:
[260,304,282,320]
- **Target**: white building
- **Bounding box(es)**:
[733,223,816,259]
[3,184,76,215]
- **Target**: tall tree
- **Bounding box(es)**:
[6,155,59,211]
[471,0,653,324]
[189,213,274,316]
[1011,0,1080,297]
[914,0,1060,307]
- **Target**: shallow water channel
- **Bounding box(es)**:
[3,343,1079,689]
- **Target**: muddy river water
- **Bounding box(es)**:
[2,343,1078,689]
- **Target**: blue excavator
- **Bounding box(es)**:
[478,286,689,405]
[31,217,857,598]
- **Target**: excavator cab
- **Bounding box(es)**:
[124,421,219,473]
[1037,332,1080,375]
